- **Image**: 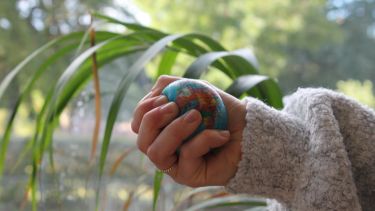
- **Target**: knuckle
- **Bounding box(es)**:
[158,75,170,82]
[147,147,161,163]
[137,142,146,154]
[164,116,197,141]
[169,129,184,142]
[137,141,147,154]
[136,97,153,111]
[132,100,154,131]
[136,104,149,118]
[156,75,180,88]
[143,111,159,128]
[200,130,217,140]
[131,121,139,133]
[136,96,148,107]
[155,75,171,87]
[179,146,192,159]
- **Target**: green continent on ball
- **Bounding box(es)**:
[161,79,228,135]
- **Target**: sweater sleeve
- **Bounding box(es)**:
[225,88,375,211]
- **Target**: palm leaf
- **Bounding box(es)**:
[185,195,266,211]
[23,35,147,210]
[184,49,258,79]
[0,31,121,177]
[156,49,179,78]
[225,74,283,108]
[153,171,164,211]
[0,43,79,176]
[0,13,285,210]
[98,35,185,205]
[0,31,117,101]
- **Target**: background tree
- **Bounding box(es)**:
[134,0,375,100]
[0,0,117,109]
[0,0,374,210]
[2,0,375,108]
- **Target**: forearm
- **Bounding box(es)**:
[226,88,369,210]
[285,88,375,210]
[225,97,309,207]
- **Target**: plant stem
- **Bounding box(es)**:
[89,16,102,163]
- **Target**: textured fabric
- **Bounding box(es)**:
[226,88,375,211]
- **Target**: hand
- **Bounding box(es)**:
[131,75,246,187]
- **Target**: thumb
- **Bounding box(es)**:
[179,130,230,159]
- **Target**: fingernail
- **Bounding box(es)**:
[160,102,175,113]
[218,130,230,138]
[183,110,200,123]
[153,95,168,107]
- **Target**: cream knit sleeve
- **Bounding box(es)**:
[226,88,375,211]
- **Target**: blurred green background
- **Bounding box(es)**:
[0,0,375,210]
[1,0,375,111]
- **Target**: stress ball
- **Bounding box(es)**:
[161,79,228,135]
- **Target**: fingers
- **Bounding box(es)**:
[176,130,230,186]
[132,76,244,187]
[137,102,179,154]
[170,129,231,187]
[131,75,181,133]
[150,75,181,96]
[146,109,202,171]
[131,95,168,133]
[179,130,230,159]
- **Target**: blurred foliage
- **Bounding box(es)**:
[0,11,281,210]
[0,109,6,134]
[2,0,375,105]
[337,79,375,108]
[134,0,375,93]
[0,0,116,108]
[1,0,374,210]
